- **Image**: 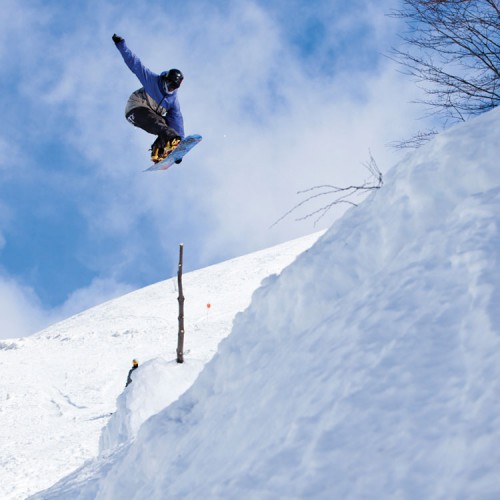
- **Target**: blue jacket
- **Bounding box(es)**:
[115,40,185,138]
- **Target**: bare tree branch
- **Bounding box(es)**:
[389,0,500,142]
[271,153,383,228]
[389,129,439,149]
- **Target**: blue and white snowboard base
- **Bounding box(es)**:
[145,134,202,172]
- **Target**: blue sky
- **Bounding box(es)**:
[0,0,431,338]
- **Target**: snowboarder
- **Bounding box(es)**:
[125,359,139,387]
[112,34,185,163]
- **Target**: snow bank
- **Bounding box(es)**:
[99,358,205,453]
[2,230,320,500]
[35,108,500,499]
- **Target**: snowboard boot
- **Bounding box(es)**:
[150,137,181,163]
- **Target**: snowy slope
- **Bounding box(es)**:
[0,232,321,500]
[36,107,500,499]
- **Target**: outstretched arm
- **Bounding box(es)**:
[112,34,158,89]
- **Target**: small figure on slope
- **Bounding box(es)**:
[125,358,139,388]
[112,34,185,163]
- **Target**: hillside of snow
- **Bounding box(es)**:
[0,232,321,500]
[34,107,500,499]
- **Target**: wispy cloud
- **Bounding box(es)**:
[0,0,430,337]
[0,273,49,339]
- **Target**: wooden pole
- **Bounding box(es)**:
[176,243,185,363]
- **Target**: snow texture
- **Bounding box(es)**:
[0,233,319,500]
[9,108,500,499]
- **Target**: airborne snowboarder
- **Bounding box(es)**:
[112,34,185,163]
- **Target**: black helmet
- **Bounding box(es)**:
[163,69,184,90]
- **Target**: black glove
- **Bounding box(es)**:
[175,159,183,164]
[112,34,124,44]
[160,128,181,144]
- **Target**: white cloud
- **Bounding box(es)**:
[56,277,135,320]
[63,1,424,261]
[0,0,435,336]
[0,271,136,339]
[0,275,49,339]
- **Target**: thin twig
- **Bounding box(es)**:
[271,153,383,228]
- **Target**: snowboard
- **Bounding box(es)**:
[145,134,202,172]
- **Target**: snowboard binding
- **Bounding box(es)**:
[145,134,202,172]
[151,137,181,163]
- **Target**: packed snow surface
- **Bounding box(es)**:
[36,107,500,499]
[5,107,500,499]
[0,232,321,500]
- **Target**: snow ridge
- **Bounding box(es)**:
[35,109,500,498]
[1,232,320,500]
